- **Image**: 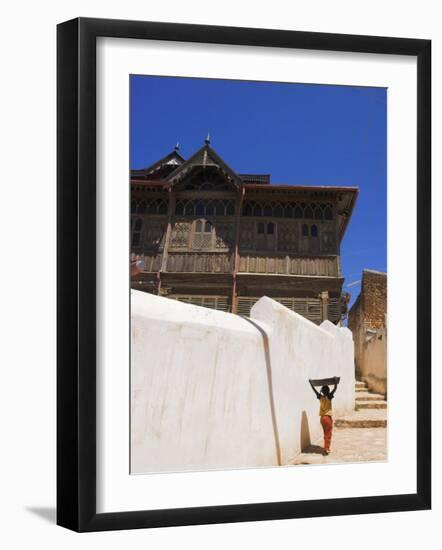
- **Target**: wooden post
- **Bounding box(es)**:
[334,200,341,272]
[320,290,329,322]
[231,186,245,313]
[158,187,175,295]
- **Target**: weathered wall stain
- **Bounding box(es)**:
[243,316,282,466]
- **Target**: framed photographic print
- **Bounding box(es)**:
[57,17,431,532]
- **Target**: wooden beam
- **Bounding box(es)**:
[158,188,175,295]
[320,290,329,322]
[231,187,245,313]
[160,188,174,272]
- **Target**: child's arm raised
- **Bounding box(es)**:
[330,377,339,398]
[309,379,321,398]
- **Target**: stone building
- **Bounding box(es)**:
[348,269,387,395]
[130,138,358,324]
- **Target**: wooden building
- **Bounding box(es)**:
[130,139,358,324]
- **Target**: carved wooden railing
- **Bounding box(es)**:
[133,251,339,278]
[238,254,340,277]
[166,252,233,273]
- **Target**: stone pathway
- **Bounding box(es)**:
[291,427,387,465]
[291,380,387,466]
[334,408,387,428]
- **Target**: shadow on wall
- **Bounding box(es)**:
[131,291,355,472]
[300,410,311,451]
[300,411,324,454]
[242,316,282,466]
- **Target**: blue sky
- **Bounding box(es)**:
[130,75,387,309]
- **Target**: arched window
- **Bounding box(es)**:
[175,201,184,216]
[314,207,323,220]
[158,200,168,215]
[304,205,314,219]
[274,204,284,217]
[226,201,235,216]
[294,205,303,219]
[311,224,318,237]
[253,203,263,217]
[205,201,214,216]
[184,201,195,216]
[263,203,272,217]
[284,204,293,218]
[195,200,205,216]
[147,200,156,214]
[243,202,253,216]
[194,220,213,234]
[130,200,137,213]
[137,200,147,214]
[255,221,276,251]
[193,219,214,249]
[324,206,333,220]
[174,198,234,218]
[131,218,143,247]
[302,224,309,237]
[215,200,225,216]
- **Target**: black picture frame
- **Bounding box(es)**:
[57,17,431,532]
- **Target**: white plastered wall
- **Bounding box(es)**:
[131,290,355,474]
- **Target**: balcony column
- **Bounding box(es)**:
[158,187,175,295]
[231,186,245,313]
[320,290,329,322]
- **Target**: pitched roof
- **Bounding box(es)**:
[166,144,242,189]
[130,143,359,239]
[131,149,185,180]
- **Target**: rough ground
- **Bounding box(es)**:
[291,427,387,466]
[290,380,387,466]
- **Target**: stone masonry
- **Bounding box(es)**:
[348,270,387,395]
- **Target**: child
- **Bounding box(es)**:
[309,377,339,455]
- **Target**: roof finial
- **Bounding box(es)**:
[174,142,180,151]
[205,132,211,145]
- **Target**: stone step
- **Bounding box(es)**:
[335,418,387,428]
[355,381,366,389]
[355,386,368,392]
[335,409,387,429]
[356,392,386,402]
[356,401,387,410]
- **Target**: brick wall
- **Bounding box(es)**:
[361,270,387,330]
[348,270,387,388]
[347,294,364,378]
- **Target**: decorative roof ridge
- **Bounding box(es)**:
[166,142,242,189]
[131,148,186,175]
[244,183,359,191]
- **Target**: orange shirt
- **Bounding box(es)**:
[319,396,333,416]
